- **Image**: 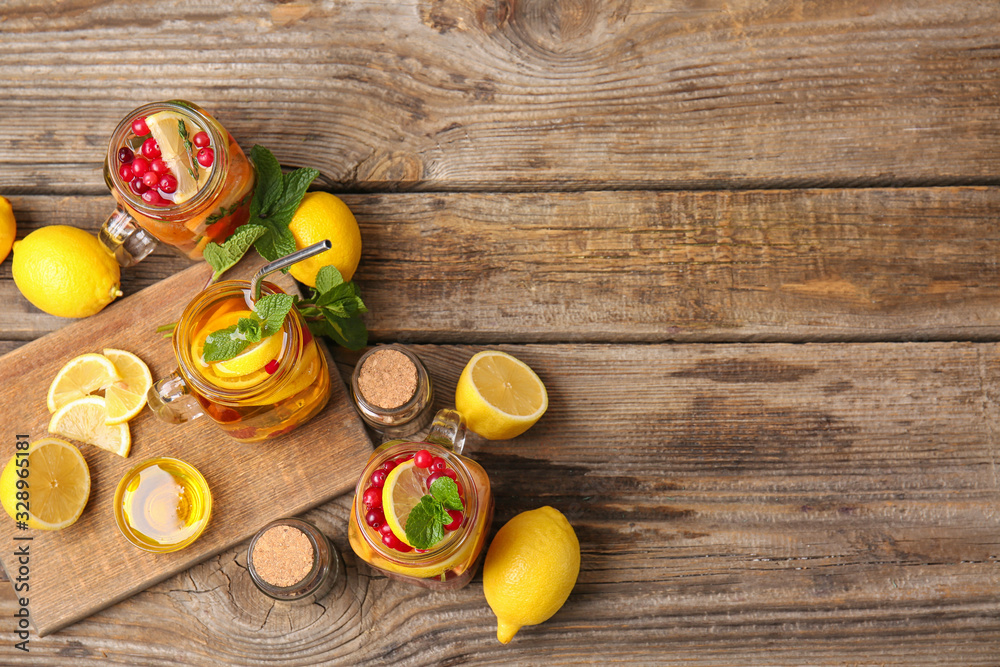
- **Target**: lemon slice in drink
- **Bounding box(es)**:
[212,333,283,377]
[47,353,121,413]
[102,348,154,425]
[0,438,91,531]
[49,396,131,457]
[455,350,548,440]
[144,110,210,204]
[382,459,433,548]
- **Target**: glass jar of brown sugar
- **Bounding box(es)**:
[246,518,339,602]
[351,345,434,440]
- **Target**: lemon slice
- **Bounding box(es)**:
[455,350,548,440]
[47,353,121,413]
[0,438,91,530]
[144,110,210,204]
[382,459,433,548]
[102,348,154,425]
[212,333,283,377]
[48,396,131,457]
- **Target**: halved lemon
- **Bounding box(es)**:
[46,353,120,413]
[144,110,210,204]
[102,348,154,425]
[382,459,433,548]
[455,350,548,440]
[0,438,91,530]
[48,396,131,457]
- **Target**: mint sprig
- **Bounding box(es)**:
[295,265,368,350]
[200,145,369,351]
[202,293,294,362]
[404,477,464,550]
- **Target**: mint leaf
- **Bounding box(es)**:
[253,224,297,262]
[269,168,320,226]
[405,496,447,549]
[430,476,464,511]
[237,317,262,342]
[314,264,344,294]
[310,313,368,350]
[253,293,295,337]
[203,325,252,362]
[249,145,284,218]
[203,224,268,282]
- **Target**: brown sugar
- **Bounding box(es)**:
[251,525,315,587]
[357,348,418,409]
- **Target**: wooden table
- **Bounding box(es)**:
[1,1,998,664]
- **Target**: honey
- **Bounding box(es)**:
[114,458,212,553]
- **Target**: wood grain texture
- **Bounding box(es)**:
[0,256,373,637]
[0,1,998,193]
[2,188,1000,345]
[0,342,996,664]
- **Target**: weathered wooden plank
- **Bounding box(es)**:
[0,1,998,193]
[2,188,999,344]
[1,343,996,665]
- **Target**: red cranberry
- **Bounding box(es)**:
[150,158,169,175]
[131,156,150,177]
[158,173,178,193]
[382,532,402,550]
[414,450,433,469]
[142,171,159,188]
[131,116,149,136]
[370,469,387,489]
[443,468,457,481]
[365,507,385,530]
[196,147,214,167]
[141,137,161,159]
[426,471,445,489]
[378,522,394,537]
[129,178,147,195]
[141,189,166,206]
[193,131,210,148]
[362,486,382,509]
[379,459,398,473]
[264,359,280,375]
[118,163,133,181]
[444,510,463,531]
[395,542,413,553]
[430,457,447,473]
[117,147,134,163]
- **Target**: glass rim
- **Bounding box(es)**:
[106,99,229,217]
[173,279,301,403]
[112,457,212,553]
[353,441,480,566]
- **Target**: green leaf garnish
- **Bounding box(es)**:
[177,119,199,181]
[203,224,268,282]
[195,144,370,351]
[403,477,464,549]
[202,293,294,362]
[405,496,448,550]
[430,476,464,511]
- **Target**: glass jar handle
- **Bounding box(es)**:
[147,370,205,424]
[98,205,158,267]
[425,409,466,455]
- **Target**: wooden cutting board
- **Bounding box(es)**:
[0,256,373,636]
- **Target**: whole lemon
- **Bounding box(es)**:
[12,225,122,318]
[287,192,362,287]
[483,506,580,644]
[0,196,15,264]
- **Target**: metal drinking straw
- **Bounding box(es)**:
[249,240,332,302]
